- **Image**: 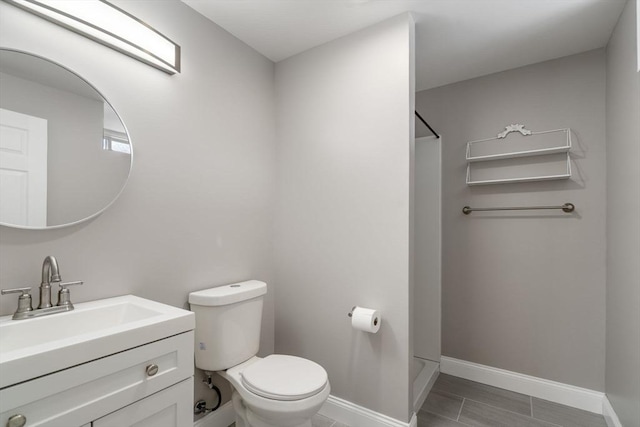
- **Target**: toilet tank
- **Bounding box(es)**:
[189,280,267,372]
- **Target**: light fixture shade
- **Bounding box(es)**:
[5,0,181,74]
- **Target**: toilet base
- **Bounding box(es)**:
[231,391,314,427]
[234,415,312,427]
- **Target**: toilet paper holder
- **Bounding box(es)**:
[348,306,381,332]
[348,306,379,326]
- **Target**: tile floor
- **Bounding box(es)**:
[229,414,349,427]
[311,414,350,427]
[418,374,609,427]
[231,373,608,427]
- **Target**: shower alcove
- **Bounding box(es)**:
[412,135,442,412]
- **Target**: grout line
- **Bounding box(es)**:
[432,388,565,427]
[457,398,465,421]
[531,396,534,418]
[424,411,473,427]
[435,379,604,427]
[421,409,459,423]
[461,397,564,427]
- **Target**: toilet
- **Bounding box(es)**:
[189,280,330,427]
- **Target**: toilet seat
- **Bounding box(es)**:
[240,355,328,401]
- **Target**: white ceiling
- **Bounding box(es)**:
[182,0,626,91]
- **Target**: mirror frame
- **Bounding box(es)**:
[0,47,133,230]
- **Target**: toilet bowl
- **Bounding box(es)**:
[189,281,330,427]
[219,355,330,427]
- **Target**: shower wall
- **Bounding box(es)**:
[414,136,441,362]
[416,49,607,391]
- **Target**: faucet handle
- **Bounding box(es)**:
[1,287,33,317]
[59,281,83,289]
[57,281,83,308]
[1,286,32,296]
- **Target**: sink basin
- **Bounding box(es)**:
[0,295,194,388]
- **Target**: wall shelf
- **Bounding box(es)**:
[466,145,570,163]
[466,173,571,186]
[465,125,572,186]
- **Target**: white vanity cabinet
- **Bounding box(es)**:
[0,331,194,427]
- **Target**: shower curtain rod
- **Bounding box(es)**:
[415,110,440,139]
[462,203,575,215]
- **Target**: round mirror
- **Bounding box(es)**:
[0,49,132,229]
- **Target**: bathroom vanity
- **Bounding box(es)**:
[0,296,195,427]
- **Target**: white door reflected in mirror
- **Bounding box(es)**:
[0,108,48,227]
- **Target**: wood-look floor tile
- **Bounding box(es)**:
[459,400,559,427]
[532,398,608,427]
[311,414,337,427]
[418,411,470,427]
[433,374,531,416]
[421,389,464,420]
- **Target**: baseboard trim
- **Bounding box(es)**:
[409,412,417,427]
[193,401,235,427]
[413,360,439,413]
[602,396,623,427]
[195,396,416,427]
[440,356,604,414]
[320,395,416,427]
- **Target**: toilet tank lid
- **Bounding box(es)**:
[189,280,267,306]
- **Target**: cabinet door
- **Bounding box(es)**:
[93,378,193,427]
[1,332,193,427]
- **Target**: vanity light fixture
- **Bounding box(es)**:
[4,0,181,74]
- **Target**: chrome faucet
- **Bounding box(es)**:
[1,256,83,320]
[39,255,62,309]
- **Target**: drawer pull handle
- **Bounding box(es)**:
[7,414,27,427]
[146,364,159,377]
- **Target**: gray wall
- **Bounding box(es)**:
[414,136,441,362]
[274,14,415,422]
[416,49,607,391]
[605,0,640,425]
[0,0,276,409]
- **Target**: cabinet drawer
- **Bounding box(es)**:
[0,331,193,427]
[94,377,193,427]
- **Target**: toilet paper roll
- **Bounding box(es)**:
[351,307,381,333]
